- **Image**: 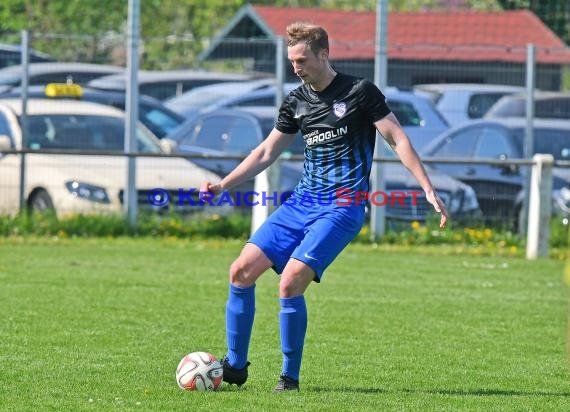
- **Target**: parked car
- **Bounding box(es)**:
[87,69,258,101]
[0,98,221,216]
[0,43,54,69]
[200,82,301,112]
[164,78,277,119]
[0,62,124,93]
[165,107,304,196]
[384,89,449,152]
[165,106,481,223]
[0,84,185,139]
[414,83,525,126]
[484,91,570,120]
[204,85,448,152]
[421,118,570,227]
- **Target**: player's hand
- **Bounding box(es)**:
[199,181,222,201]
[426,190,449,229]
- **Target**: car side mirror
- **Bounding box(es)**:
[159,138,177,154]
[0,134,11,151]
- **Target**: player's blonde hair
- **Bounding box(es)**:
[286,22,329,56]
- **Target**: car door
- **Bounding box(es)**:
[428,123,521,224]
[469,125,522,222]
[176,113,261,178]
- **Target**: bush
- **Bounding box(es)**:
[0,211,567,259]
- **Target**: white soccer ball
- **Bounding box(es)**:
[175,351,223,391]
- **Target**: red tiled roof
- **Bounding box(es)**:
[252,5,570,64]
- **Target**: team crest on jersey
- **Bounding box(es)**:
[333,102,346,118]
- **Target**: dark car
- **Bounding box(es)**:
[484,91,570,120]
[165,107,305,196]
[421,118,570,227]
[165,107,481,223]
[87,70,258,101]
[201,83,301,111]
[164,78,277,119]
[0,62,124,93]
[0,43,54,69]
[0,84,185,139]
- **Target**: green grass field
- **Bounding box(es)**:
[0,237,569,411]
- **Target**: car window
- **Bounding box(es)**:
[533,128,570,161]
[468,93,508,119]
[535,98,570,119]
[231,95,276,107]
[0,111,13,138]
[141,82,182,101]
[474,127,514,158]
[181,117,229,151]
[224,117,260,154]
[25,114,160,153]
[431,126,480,157]
[139,105,183,138]
[387,100,422,127]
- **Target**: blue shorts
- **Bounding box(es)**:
[248,195,365,282]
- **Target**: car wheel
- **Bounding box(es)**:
[28,189,55,214]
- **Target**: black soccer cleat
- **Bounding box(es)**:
[221,357,250,386]
[273,375,300,392]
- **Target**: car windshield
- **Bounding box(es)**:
[139,105,183,138]
[24,114,161,153]
[488,96,570,120]
[387,100,423,127]
[258,117,305,155]
[513,127,570,161]
[168,89,234,109]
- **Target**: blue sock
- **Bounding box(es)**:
[225,283,255,369]
[279,295,307,382]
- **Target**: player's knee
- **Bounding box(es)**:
[279,276,306,298]
[279,280,296,298]
[229,259,254,287]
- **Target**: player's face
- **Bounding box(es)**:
[288,42,327,87]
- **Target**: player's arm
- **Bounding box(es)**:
[200,128,297,195]
[374,112,449,229]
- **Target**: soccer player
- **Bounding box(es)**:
[199,22,449,392]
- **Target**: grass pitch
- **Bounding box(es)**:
[0,237,569,411]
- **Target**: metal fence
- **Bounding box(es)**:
[0,5,569,258]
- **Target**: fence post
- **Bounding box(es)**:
[251,170,269,235]
[370,0,389,241]
[526,154,553,259]
[520,43,536,236]
[125,0,140,227]
[18,30,30,213]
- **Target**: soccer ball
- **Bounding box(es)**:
[175,351,223,391]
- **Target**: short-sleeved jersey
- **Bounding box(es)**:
[276,73,391,201]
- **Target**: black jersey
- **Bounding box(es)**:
[276,73,391,200]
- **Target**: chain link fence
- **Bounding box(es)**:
[0,6,569,255]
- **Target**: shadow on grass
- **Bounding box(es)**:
[311,387,570,397]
